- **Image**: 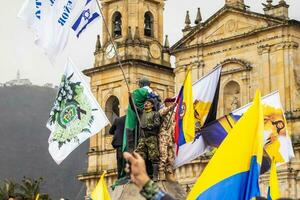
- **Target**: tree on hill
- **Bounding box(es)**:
[0,179,18,200]
[0,177,51,200]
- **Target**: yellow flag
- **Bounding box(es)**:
[91,172,111,200]
[182,67,195,142]
[269,159,280,199]
[187,90,264,200]
[35,194,39,200]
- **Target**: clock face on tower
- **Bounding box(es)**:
[149,43,161,59]
[105,43,116,59]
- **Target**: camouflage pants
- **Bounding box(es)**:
[136,136,159,163]
[159,131,175,173]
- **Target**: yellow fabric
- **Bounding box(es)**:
[187,90,264,200]
[182,67,195,142]
[218,115,236,133]
[269,159,281,199]
[265,140,284,164]
[194,100,211,126]
[91,172,111,200]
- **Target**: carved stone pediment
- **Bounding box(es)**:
[204,18,257,41]
[171,7,285,53]
[188,13,267,46]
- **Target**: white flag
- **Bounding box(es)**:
[47,58,109,164]
[174,66,221,168]
[233,91,295,163]
[71,0,100,38]
[18,0,78,61]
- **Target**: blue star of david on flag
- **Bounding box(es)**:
[71,0,100,38]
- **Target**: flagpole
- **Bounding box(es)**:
[95,0,142,148]
[165,67,192,130]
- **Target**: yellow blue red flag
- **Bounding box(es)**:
[187,90,264,200]
[175,67,195,145]
[174,66,221,167]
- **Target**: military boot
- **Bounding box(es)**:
[152,163,159,182]
[166,171,177,182]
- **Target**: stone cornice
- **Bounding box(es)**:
[83,59,173,77]
[257,41,299,54]
[171,24,290,54]
[77,169,117,181]
[87,149,115,156]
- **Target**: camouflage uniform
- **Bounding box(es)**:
[136,110,160,163]
[158,106,175,173]
[140,180,175,200]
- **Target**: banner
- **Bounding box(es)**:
[18,0,78,61]
[47,58,109,164]
[174,66,221,168]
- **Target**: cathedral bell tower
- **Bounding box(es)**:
[77,0,175,197]
[96,0,170,67]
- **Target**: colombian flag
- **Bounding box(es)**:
[175,67,195,145]
[187,91,264,200]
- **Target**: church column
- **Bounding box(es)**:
[191,63,198,82]
[288,42,300,110]
[88,86,100,172]
[101,3,109,45]
[271,43,286,108]
[283,42,292,112]
[157,2,164,44]
[174,64,186,92]
[258,45,271,95]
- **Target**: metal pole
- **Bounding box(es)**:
[165,67,191,130]
[95,0,142,148]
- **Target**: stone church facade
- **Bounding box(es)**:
[78,0,300,198]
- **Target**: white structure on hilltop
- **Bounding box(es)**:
[4,70,32,86]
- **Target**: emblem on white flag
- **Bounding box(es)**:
[47,58,109,164]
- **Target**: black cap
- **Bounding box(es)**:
[138,77,150,87]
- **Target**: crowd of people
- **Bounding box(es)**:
[109,77,177,183]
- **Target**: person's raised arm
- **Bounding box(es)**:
[123,152,175,200]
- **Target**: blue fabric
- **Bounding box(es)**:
[154,190,166,200]
[201,120,228,147]
[196,156,261,200]
[175,88,186,146]
[201,114,241,147]
[267,187,271,200]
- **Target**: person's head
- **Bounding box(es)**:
[164,97,175,107]
[144,98,155,110]
[138,77,150,88]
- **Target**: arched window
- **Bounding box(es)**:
[105,96,120,134]
[144,11,154,37]
[112,12,122,38]
[223,81,241,114]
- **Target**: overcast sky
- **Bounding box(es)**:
[1,0,299,85]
